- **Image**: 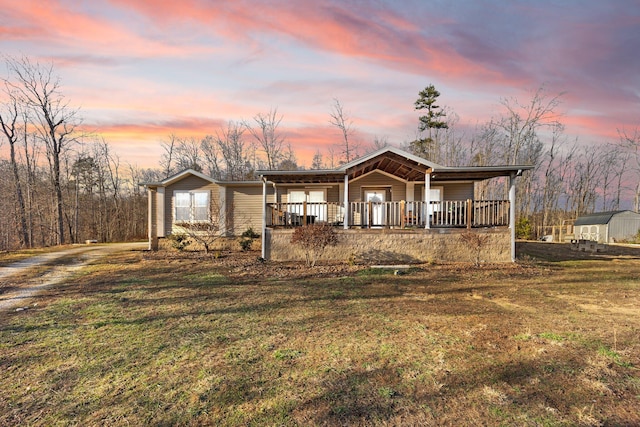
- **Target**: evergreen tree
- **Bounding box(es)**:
[411,84,448,159]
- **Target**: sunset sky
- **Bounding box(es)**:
[1,0,638,168]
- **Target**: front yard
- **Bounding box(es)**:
[1,244,639,426]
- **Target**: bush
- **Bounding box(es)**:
[290,223,338,267]
[241,228,260,239]
[515,217,533,240]
[169,233,191,251]
[459,231,490,267]
[239,238,253,251]
[239,227,259,251]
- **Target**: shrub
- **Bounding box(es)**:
[239,227,259,251]
[169,233,191,251]
[239,238,253,251]
[459,231,490,267]
[241,228,260,239]
[515,217,533,240]
[290,223,338,267]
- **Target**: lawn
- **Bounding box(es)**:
[1,245,639,426]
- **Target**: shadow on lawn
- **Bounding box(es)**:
[517,241,640,262]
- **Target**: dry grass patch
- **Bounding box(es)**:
[1,246,639,425]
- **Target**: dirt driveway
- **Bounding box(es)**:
[0,242,147,311]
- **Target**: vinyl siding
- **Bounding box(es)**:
[165,175,220,234]
[442,183,474,200]
[414,182,474,201]
[226,184,274,235]
[349,171,406,201]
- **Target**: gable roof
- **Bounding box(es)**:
[141,168,217,188]
[574,210,640,226]
[258,146,534,184]
[142,147,535,187]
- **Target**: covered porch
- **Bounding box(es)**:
[266,199,510,229]
[258,147,532,262]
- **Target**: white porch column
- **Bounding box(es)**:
[509,172,516,262]
[343,174,349,229]
[156,187,165,237]
[424,172,431,229]
[147,187,158,251]
[261,179,267,259]
[219,186,227,236]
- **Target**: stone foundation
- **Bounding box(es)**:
[266,227,511,264]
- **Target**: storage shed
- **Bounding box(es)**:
[574,210,640,243]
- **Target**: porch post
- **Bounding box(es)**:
[509,172,516,262]
[261,179,267,259]
[148,187,158,251]
[424,172,431,229]
[343,174,349,229]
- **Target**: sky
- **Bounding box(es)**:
[1,0,639,169]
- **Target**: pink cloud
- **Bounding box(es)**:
[0,0,213,58]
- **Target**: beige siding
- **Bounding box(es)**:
[349,171,406,201]
[226,184,273,235]
[414,182,474,201]
[442,183,474,200]
[164,175,220,234]
[277,185,340,203]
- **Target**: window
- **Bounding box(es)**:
[175,191,209,222]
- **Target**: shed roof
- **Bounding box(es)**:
[574,210,639,226]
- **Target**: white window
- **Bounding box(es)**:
[287,189,327,222]
[175,191,209,222]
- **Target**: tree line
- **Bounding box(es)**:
[2,56,639,250]
[0,57,155,250]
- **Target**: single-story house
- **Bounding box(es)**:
[574,210,640,243]
[144,147,533,263]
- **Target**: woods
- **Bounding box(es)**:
[1,56,638,250]
[0,57,151,250]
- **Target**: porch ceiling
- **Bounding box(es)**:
[430,165,534,181]
[346,151,430,181]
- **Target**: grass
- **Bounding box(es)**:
[1,248,640,425]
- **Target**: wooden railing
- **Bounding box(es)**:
[267,200,510,228]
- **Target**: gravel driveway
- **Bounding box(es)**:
[0,242,147,311]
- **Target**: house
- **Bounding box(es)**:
[144,147,533,263]
[574,210,640,243]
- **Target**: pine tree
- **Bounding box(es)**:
[411,84,448,159]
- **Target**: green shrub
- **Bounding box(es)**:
[516,217,533,240]
[239,238,253,251]
[241,227,260,239]
[169,233,191,251]
[239,227,259,251]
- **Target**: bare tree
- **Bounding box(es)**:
[173,199,233,254]
[216,121,251,180]
[200,134,223,179]
[160,134,178,178]
[0,81,29,247]
[330,98,357,164]
[245,108,285,170]
[174,136,203,172]
[497,87,563,165]
[311,149,324,169]
[6,57,79,245]
[619,128,640,211]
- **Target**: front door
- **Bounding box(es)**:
[364,190,385,226]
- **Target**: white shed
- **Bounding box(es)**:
[574,210,640,243]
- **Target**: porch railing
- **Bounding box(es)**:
[267,200,510,228]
